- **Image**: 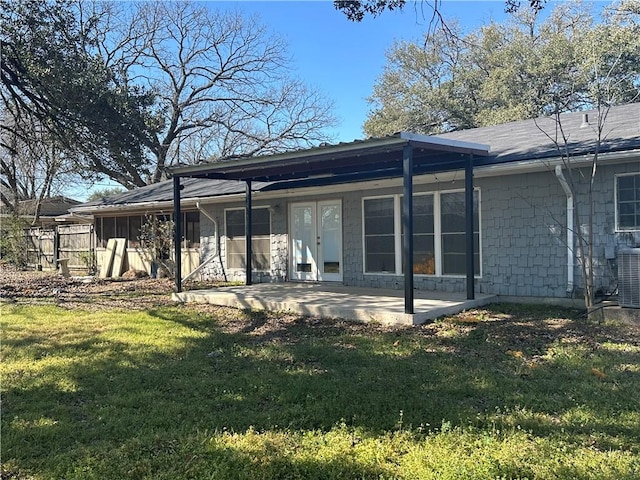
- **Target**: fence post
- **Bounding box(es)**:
[53,227,59,269]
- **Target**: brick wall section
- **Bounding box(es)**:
[194,157,639,299]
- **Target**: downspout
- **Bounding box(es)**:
[555,165,574,296]
[181,202,218,282]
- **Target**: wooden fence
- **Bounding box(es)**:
[25,224,94,273]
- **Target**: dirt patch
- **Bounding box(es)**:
[1,264,177,311]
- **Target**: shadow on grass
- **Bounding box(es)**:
[2,303,640,478]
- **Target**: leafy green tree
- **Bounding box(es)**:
[364,2,640,137]
[0,0,157,189]
[86,187,125,202]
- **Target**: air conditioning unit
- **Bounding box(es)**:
[618,248,640,308]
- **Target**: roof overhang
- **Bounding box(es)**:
[171,132,490,184]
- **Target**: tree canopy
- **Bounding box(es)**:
[334,0,548,22]
[1,0,336,193]
[105,1,336,185]
[1,0,156,191]
[364,1,640,137]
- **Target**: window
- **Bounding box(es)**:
[401,194,435,274]
[363,190,481,277]
[96,215,170,249]
[364,197,396,273]
[97,217,116,248]
[128,216,142,247]
[440,191,480,275]
[184,211,200,248]
[115,216,128,239]
[617,174,640,231]
[225,208,271,270]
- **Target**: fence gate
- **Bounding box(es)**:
[57,224,94,273]
[24,224,94,273]
[25,228,55,270]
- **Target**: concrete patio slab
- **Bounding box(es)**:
[172,283,497,325]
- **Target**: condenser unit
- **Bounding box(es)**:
[618,248,640,308]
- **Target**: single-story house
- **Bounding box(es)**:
[69,104,640,318]
[1,196,81,228]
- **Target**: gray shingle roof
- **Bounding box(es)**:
[1,196,80,217]
[438,103,640,163]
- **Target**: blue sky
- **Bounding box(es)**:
[222,1,514,142]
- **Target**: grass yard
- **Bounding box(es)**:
[2,302,639,479]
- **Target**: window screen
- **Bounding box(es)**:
[441,191,480,275]
[617,174,640,231]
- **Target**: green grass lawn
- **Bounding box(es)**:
[2,303,639,479]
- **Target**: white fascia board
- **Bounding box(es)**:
[400,132,490,155]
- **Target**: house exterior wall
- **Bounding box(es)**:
[195,157,640,300]
[477,171,567,297]
[576,161,640,295]
[199,200,288,283]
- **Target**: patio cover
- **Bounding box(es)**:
[170,132,490,314]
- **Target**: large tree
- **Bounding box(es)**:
[100,1,336,185]
[364,1,640,137]
[2,1,336,191]
[0,0,156,190]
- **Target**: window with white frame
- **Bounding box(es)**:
[617,173,640,231]
[225,207,271,270]
[363,190,480,276]
[363,197,396,273]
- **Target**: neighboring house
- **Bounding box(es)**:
[1,196,81,228]
[70,104,640,305]
[0,196,86,271]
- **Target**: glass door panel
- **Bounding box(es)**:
[290,200,342,282]
[291,204,316,281]
[319,202,342,281]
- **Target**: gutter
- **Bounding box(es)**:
[555,165,575,296]
[475,148,640,178]
[181,202,218,282]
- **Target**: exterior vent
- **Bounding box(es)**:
[619,248,640,308]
